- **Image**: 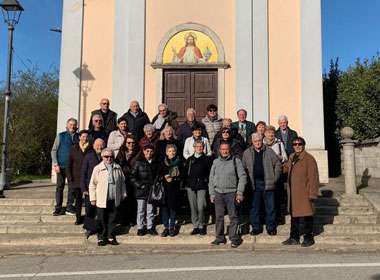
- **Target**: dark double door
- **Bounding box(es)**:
[163,69,218,123]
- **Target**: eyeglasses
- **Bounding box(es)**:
[94,120,102,123]
[103,155,113,159]
[102,103,109,105]
[126,141,135,145]
[292,143,304,147]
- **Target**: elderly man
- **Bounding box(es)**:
[121,100,150,141]
[282,137,319,247]
[202,104,223,145]
[275,115,298,156]
[51,118,79,216]
[242,133,282,236]
[80,138,105,237]
[88,98,117,133]
[89,148,126,246]
[209,141,247,248]
[232,109,256,145]
[88,114,109,145]
[151,103,179,132]
[176,108,207,145]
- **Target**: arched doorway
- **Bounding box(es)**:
[152,23,229,122]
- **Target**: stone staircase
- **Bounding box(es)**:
[0,183,379,252]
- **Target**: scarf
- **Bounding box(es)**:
[79,142,89,153]
[164,156,181,177]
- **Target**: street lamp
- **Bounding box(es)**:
[0,0,23,198]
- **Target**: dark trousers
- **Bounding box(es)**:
[71,188,83,221]
[97,200,118,241]
[250,179,276,231]
[161,206,176,229]
[290,216,314,240]
[214,192,240,242]
[55,169,74,211]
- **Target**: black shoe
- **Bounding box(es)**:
[85,230,92,239]
[231,239,242,248]
[137,229,146,236]
[199,227,207,236]
[267,229,277,236]
[250,229,263,236]
[146,228,158,236]
[74,220,82,225]
[282,238,300,245]
[169,228,176,237]
[161,228,169,237]
[210,239,227,245]
[97,240,108,246]
[109,239,119,245]
[191,228,200,235]
[65,208,76,216]
[301,238,315,247]
[52,209,62,216]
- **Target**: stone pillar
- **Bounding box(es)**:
[340,127,358,195]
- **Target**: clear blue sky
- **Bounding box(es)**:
[0,0,379,82]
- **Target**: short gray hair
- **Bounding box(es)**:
[186,108,196,115]
[66,118,78,124]
[143,124,155,133]
[101,148,114,157]
[251,133,263,141]
[278,115,288,122]
[193,139,204,147]
[158,103,168,110]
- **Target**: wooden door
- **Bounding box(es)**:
[163,70,217,124]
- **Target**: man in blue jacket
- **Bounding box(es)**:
[51,118,79,216]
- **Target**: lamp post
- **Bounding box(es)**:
[0,0,23,198]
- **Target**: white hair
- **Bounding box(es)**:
[251,133,263,141]
[101,148,114,157]
[143,124,155,133]
[186,108,196,115]
[278,115,288,122]
[158,103,168,110]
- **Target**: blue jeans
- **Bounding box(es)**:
[250,179,276,232]
[161,206,176,229]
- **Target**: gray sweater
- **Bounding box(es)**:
[208,155,247,198]
[242,146,282,191]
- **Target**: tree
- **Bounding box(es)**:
[323,59,341,177]
[336,56,380,140]
[0,69,58,176]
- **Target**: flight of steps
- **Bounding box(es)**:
[0,184,379,252]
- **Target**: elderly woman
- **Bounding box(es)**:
[107,117,129,157]
[89,148,127,246]
[155,126,182,161]
[139,124,159,151]
[159,144,183,237]
[151,103,179,132]
[263,125,287,163]
[282,137,319,247]
[212,128,245,159]
[183,124,211,159]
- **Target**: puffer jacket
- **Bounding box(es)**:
[201,115,222,144]
[130,154,159,200]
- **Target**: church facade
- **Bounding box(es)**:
[57,0,328,182]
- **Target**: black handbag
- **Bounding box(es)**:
[148,177,165,206]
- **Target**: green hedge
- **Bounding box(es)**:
[336,57,380,140]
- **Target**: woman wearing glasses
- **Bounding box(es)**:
[282,137,320,247]
[89,148,127,246]
[116,134,140,226]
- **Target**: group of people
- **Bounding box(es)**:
[51,98,320,248]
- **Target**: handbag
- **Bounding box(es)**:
[148,177,165,206]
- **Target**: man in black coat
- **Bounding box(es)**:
[88,98,117,133]
[80,138,105,236]
[151,103,179,133]
[275,115,298,156]
[231,109,256,146]
[121,100,150,141]
[176,107,207,145]
[88,114,109,145]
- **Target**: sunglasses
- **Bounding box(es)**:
[94,119,102,123]
[222,131,230,134]
[103,155,113,159]
[292,143,304,147]
[102,103,109,105]
[126,141,135,144]
[208,109,216,112]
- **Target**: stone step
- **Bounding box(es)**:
[0,199,55,206]
[285,214,378,225]
[0,224,84,234]
[0,214,75,224]
[315,205,374,215]
[0,206,54,214]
